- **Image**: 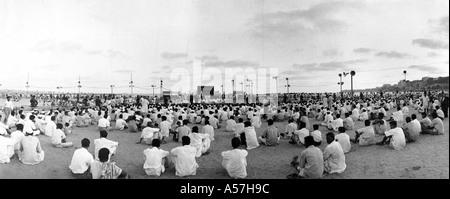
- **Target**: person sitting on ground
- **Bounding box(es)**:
[336,127,351,153]
[91,148,129,179]
[238,121,259,150]
[202,120,215,142]
[69,138,94,179]
[310,124,322,146]
[226,116,236,132]
[402,103,409,116]
[221,137,248,179]
[175,120,191,143]
[63,122,72,135]
[359,109,369,121]
[323,132,346,174]
[51,123,74,148]
[189,126,211,157]
[233,118,245,138]
[258,119,280,146]
[292,121,309,147]
[321,111,333,129]
[283,119,298,139]
[98,114,112,131]
[331,114,344,131]
[251,113,262,129]
[159,116,172,144]
[209,115,220,129]
[0,128,15,164]
[137,123,161,145]
[19,130,45,165]
[170,136,198,177]
[372,113,388,135]
[422,111,445,135]
[351,120,375,146]
[390,107,404,123]
[128,116,138,133]
[114,114,128,131]
[10,123,25,154]
[143,139,170,177]
[289,136,324,179]
[435,106,445,120]
[94,130,119,160]
[376,121,406,150]
[419,112,432,131]
[402,116,420,143]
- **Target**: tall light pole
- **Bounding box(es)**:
[231,78,236,103]
[160,79,163,99]
[338,73,344,98]
[110,85,115,94]
[129,74,134,96]
[272,76,279,95]
[403,70,407,81]
[26,73,30,96]
[78,75,82,94]
[350,71,356,99]
[285,78,290,94]
[151,85,156,98]
[57,86,62,93]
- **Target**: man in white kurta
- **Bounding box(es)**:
[94,131,119,160]
[377,121,406,150]
[189,126,211,157]
[202,121,215,141]
[171,136,198,177]
[240,122,259,150]
[222,137,248,179]
[226,117,236,132]
[323,133,346,174]
[159,116,172,140]
[331,115,344,132]
[250,114,262,129]
[391,107,404,123]
[284,119,298,138]
[69,138,94,178]
[0,134,15,163]
[143,139,170,176]
[19,132,45,165]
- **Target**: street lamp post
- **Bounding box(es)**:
[232,79,236,103]
[151,85,156,98]
[110,85,115,94]
[350,71,356,98]
[285,78,290,94]
[338,73,344,98]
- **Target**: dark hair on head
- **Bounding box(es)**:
[231,137,240,149]
[431,111,438,118]
[29,115,35,120]
[100,130,108,138]
[411,114,417,120]
[152,139,161,148]
[56,123,63,129]
[98,148,110,162]
[304,136,315,147]
[192,126,199,133]
[406,117,411,123]
[288,119,294,123]
[326,132,335,140]
[15,123,24,131]
[230,115,234,120]
[205,120,210,125]
[81,138,90,148]
[182,136,190,146]
[161,116,167,121]
[364,120,371,126]
[313,124,319,130]
[244,121,251,127]
[299,121,306,129]
[338,127,346,133]
[389,120,397,128]
[267,119,274,125]
[345,113,350,117]
[238,118,244,123]
[378,113,384,119]
[183,119,188,125]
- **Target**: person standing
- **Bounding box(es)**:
[3,96,13,123]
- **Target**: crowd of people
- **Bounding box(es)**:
[0,89,448,179]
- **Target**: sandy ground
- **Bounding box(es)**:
[0,101,448,179]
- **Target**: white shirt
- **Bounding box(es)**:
[233,123,245,137]
[202,125,215,141]
[141,127,159,139]
[242,126,259,150]
[385,127,406,150]
[94,138,119,160]
[10,130,24,150]
[310,130,322,143]
[143,147,169,176]
[69,148,94,174]
[323,141,346,174]
[98,118,110,128]
[189,133,210,157]
[392,111,404,122]
[51,129,66,145]
[44,121,56,137]
[171,145,198,177]
[226,119,236,132]
[0,123,8,135]
[4,101,13,109]
[7,115,19,127]
[159,121,171,137]
[0,136,15,163]
[221,149,248,179]
[294,128,310,145]
[23,120,36,134]
[115,119,127,130]
[331,118,344,131]
[335,133,351,153]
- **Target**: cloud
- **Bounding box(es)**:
[375,51,412,59]
[249,1,364,38]
[408,65,442,74]
[203,59,259,68]
[322,49,341,57]
[199,55,219,61]
[353,48,374,54]
[31,39,83,54]
[292,59,368,72]
[293,48,304,53]
[427,52,441,57]
[429,16,449,35]
[105,49,127,58]
[161,52,188,59]
[113,69,134,74]
[412,39,449,50]
[86,50,103,55]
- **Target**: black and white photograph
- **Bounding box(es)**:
[0,0,448,186]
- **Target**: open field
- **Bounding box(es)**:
[0,102,448,179]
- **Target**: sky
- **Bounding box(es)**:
[0,0,448,94]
